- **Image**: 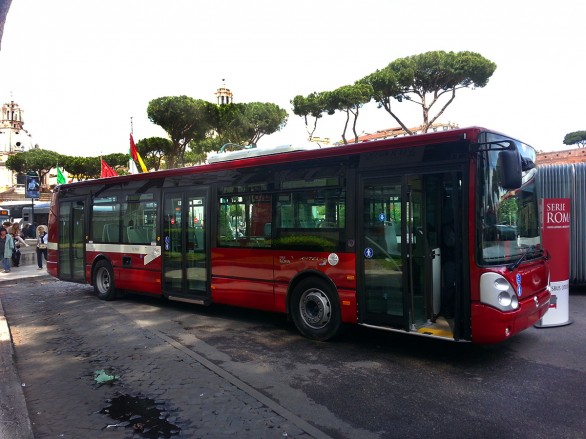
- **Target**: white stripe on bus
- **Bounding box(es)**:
[49,242,162,265]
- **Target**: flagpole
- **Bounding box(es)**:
[130,116,133,135]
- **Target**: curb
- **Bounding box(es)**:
[0,293,35,439]
[0,268,48,439]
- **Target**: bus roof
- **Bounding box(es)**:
[55,126,513,190]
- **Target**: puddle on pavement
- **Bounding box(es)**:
[101,393,181,438]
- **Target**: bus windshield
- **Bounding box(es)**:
[477,133,541,266]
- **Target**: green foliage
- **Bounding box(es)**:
[216,102,288,147]
[563,131,586,148]
[58,153,126,181]
[291,91,332,140]
[242,102,288,145]
[61,156,100,180]
[103,153,129,168]
[7,147,141,183]
[216,103,251,146]
[136,137,173,170]
[497,198,518,225]
[183,139,217,166]
[365,50,496,133]
[147,96,219,168]
[272,235,337,252]
[5,148,64,180]
[328,83,373,144]
[296,50,497,138]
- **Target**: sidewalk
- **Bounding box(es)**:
[0,264,50,439]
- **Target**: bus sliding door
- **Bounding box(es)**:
[58,200,86,283]
[359,172,460,335]
[162,189,209,303]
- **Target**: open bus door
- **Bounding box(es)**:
[358,171,463,339]
[58,199,86,282]
[162,189,210,304]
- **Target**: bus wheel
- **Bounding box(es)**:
[291,278,341,341]
[94,260,117,301]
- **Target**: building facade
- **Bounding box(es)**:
[536,148,586,165]
[0,100,37,192]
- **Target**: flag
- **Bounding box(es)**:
[57,166,66,184]
[130,133,148,173]
[128,157,138,175]
[101,159,118,178]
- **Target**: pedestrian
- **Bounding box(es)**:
[11,222,30,267]
[23,223,35,239]
[36,225,48,270]
[0,227,15,273]
[2,221,13,234]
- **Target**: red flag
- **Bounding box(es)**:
[101,159,118,178]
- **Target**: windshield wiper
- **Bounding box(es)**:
[507,246,544,271]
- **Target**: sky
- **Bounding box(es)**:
[0,0,584,157]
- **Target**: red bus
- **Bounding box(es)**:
[47,127,550,344]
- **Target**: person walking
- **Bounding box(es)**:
[0,227,15,273]
[36,226,48,270]
[10,222,30,267]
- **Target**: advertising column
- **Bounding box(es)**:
[25,174,40,199]
[536,198,572,327]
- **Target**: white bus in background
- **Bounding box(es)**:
[22,202,50,231]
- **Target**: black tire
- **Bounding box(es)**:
[291,277,341,341]
[93,260,117,301]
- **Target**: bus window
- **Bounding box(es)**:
[92,198,121,243]
[123,198,158,244]
[218,195,271,248]
[274,188,345,251]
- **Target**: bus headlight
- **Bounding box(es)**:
[498,291,512,307]
[480,273,518,312]
[510,294,519,309]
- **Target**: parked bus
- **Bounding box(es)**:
[22,202,51,230]
[0,202,29,222]
[0,208,11,224]
[0,200,45,224]
[47,127,551,344]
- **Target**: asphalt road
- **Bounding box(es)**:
[2,278,585,439]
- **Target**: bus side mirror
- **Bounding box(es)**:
[498,149,522,190]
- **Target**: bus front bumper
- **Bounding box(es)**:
[470,289,551,344]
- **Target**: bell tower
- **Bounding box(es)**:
[0,100,34,153]
[0,99,37,192]
[214,79,233,105]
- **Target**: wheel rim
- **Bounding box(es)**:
[299,288,332,329]
[96,267,111,293]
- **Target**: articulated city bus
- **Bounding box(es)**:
[47,127,550,344]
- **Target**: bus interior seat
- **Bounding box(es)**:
[127,226,152,243]
[193,228,204,250]
[384,221,399,256]
[102,224,119,242]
